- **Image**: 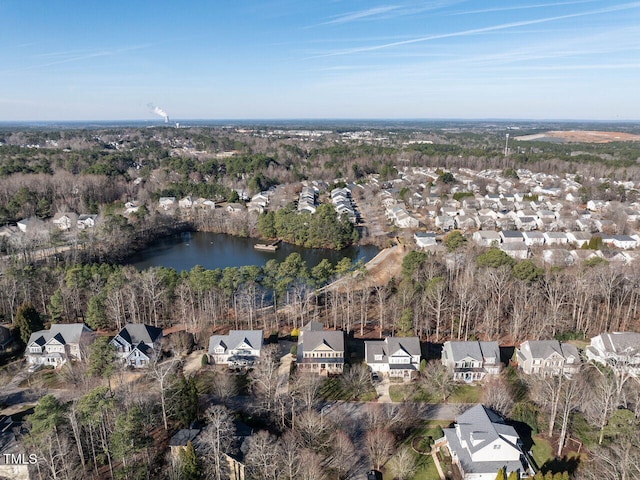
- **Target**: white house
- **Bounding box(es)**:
[159,197,176,210]
[52,212,77,231]
[566,231,591,248]
[516,340,581,377]
[25,324,94,368]
[543,232,568,245]
[472,231,501,247]
[441,341,502,382]
[110,323,163,368]
[208,330,263,367]
[500,243,529,260]
[440,404,535,480]
[77,214,98,229]
[179,196,194,209]
[365,337,421,380]
[499,231,524,244]
[586,332,640,377]
[414,232,437,249]
[522,231,545,246]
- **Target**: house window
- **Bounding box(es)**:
[493,444,501,449]
[374,354,383,361]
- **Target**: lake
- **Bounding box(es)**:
[125,231,380,272]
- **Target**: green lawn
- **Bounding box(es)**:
[530,434,554,469]
[381,450,440,480]
[449,384,482,403]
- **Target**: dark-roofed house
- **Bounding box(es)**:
[111,323,163,368]
[208,330,263,367]
[516,340,581,377]
[440,404,535,480]
[586,332,640,377]
[365,337,421,380]
[25,323,94,368]
[296,321,344,375]
[169,427,201,460]
[441,341,502,382]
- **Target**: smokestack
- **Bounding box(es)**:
[148,104,169,123]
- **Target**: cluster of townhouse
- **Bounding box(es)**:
[370,166,640,265]
[330,187,358,223]
[298,186,317,214]
[0,212,99,241]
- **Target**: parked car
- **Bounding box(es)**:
[371,372,380,382]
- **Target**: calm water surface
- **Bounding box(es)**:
[126,232,380,272]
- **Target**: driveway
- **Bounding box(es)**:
[276,353,293,395]
[374,376,391,403]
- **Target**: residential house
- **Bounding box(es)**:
[440,404,535,480]
[522,231,545,246]
[169,428,201,460]
[178,196,194,209]
[298,186,317,214]
[515,216,538,231]
[500,231,524,244]
[414,232,436,249]
[472,231,501,247]
[124,201,140,214]
[500,242,529,260]
[25,323,94,368]
[543,232,568,245]
[586,332,640,376]
[226,203,244,214]
[110,323,163,368]
[296,321,344,375]
[542,249,574,267]
[609,235,637,250]
[208,330,263,367]
[441,341,502,382]
[52,212,78,231]
[516,340,581,377]
[566,231,591,248]
[77,214,98,229]
[435,215,455,232]
[159,197,176,210]
[365,337,421,380]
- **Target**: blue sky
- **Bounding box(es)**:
[1,0,639,121]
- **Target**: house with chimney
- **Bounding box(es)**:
[110,323,163,368]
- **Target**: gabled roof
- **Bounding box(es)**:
[593,332,640,355]
[518,340,579,362]
[365,337,421,364]
[27,323,92,348]
[116,323,162,346]
[302,330,344,353]
[208,330,263,355]
[443,341,500,364]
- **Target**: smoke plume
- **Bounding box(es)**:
[148,103,169,123]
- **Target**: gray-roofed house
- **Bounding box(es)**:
[586,332,640,377]
[441,341,502,382]
[516,340,581,377]
[296,321,344,375]
[208,330,264,367]
[365,337,421,380]
[25,323,94,368]
[110,323,163,368]
[439,404,535,480]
